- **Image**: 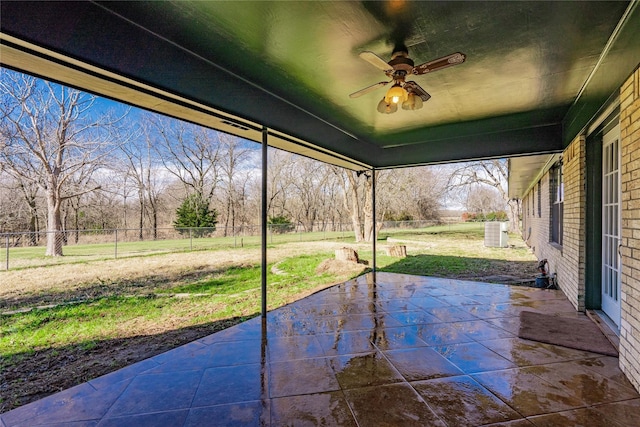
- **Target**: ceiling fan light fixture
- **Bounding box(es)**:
[377,98,398,114]
[402,92,423,110]
[385,83,408,104]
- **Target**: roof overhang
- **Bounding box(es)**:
[1,1,639,170]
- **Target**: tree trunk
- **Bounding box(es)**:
[363,172,374,242]
[74,205,80,244]
[45,189,64,256]
[346,171,364,241]
[507,199,521,233]
[138,189,144,240]
[27,198,38,246]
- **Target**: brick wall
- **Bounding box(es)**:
[520,136,586,311]
[620,67,640,392]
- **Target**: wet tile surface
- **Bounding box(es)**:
[270,392,357,426]
[3,272,640,426]
[343,383,446,427]
[412,375,523,425]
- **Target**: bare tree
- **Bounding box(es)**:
[447,159,520,232]
[218,134,254,236]
[334,169,382,242]
[266,149,295,219]
[118,117,170,239]
[0,70,127,255]
[150,116,221,205]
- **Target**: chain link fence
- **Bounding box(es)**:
[0,220,459,270]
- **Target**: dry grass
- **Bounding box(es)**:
[0,241,369,307]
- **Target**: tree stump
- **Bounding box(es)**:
[385,245,407,258]
[335,247,359,263]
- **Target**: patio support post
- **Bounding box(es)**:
[261,126,268,317]
[372,168,377,273]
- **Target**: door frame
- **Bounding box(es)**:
[585,108,619,317]
[601,124,622,327]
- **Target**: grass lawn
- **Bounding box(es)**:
[0,222,537,413]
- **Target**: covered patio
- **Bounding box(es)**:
[2,1,640,424]
[2,272,639,426]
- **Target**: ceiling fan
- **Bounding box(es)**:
[350,47,466,113]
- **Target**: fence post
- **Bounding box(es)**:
[114,229,118,259]
[189,228,193,251]
[5,235,9,271]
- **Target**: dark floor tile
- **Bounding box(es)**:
[436,295,482,306]
[592,398,640,426]
[385,347,463,381]
[485,316,522,335]
[27,422,98,427]
[148,339,263,373]
[269,357,339,398]
[97,409,188,427]
[330,352,404,389]
[266,306,309,323]
[198,318,263,344]
[316,330,377,356]
[450,320,515,341]
[413,323,474,345]
[270,392,357,426]
[377,299,420,312]
[522,361,640,405]
[89,358,159,390]
[412,375,523,426]
[434,342,516,373]
[473,368,587,416]
[343,382,446,427]
[1,382,127,426]
[267,335,325,362]
[527,407,625,427]
[406,296,451,309]
[388,310,441,326]
[151,340,207,364]
[576,357,638,390]
[105,371,202,418]
[481,338,596,367]
[369,326,428,350]
[192,364,265,407]
[463,303,528,319]
[424,306,479,322]
[483,419,536,426]
[312,313,402,333]
[184,401,269,427]
[305,302,379,316]
[266,318,316,337]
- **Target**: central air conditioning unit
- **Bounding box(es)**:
[484,222,509,248]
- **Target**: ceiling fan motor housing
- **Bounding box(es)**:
[388,51,415,73]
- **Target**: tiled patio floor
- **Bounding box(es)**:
[3,272,640,426]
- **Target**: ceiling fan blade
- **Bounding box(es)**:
[349,81,390,98]
[403,81,431,101]
[359,51,393,72]
[413,52,466,75]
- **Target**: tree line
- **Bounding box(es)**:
[0,69,515,256]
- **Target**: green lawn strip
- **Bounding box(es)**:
[0,253,336,365]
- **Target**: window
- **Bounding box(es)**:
[550,162,564,245]
[537,182,542,217]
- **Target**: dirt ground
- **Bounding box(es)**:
[1,239,539,413]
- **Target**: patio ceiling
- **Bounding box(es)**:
[1,1,639,170]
